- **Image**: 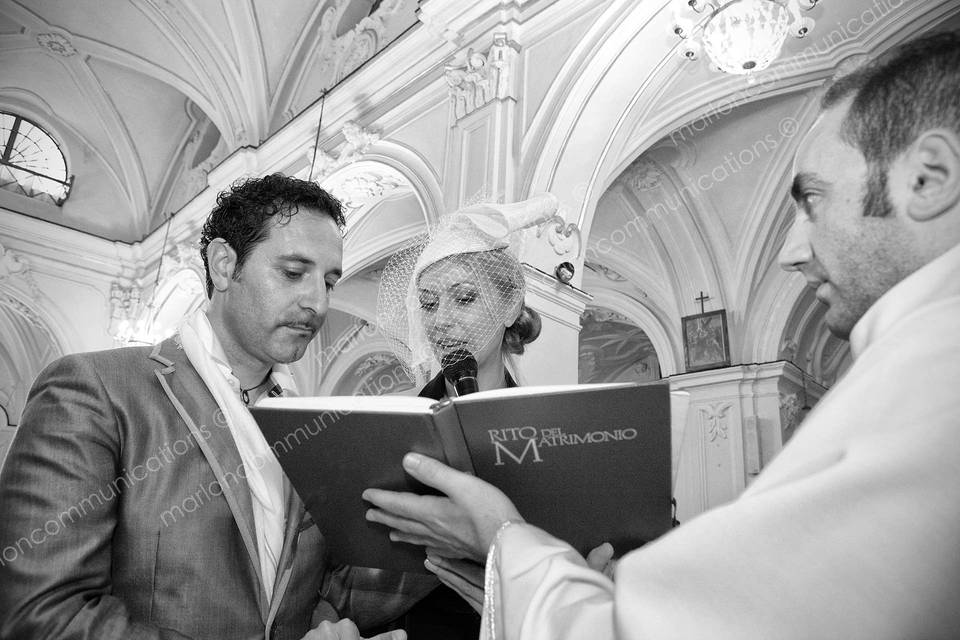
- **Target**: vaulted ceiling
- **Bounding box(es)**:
[0,0,957,394]
[0,0,417,241]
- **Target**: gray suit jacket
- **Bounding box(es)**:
[0,339,425,639]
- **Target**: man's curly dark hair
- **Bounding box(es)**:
[199,173,345,298]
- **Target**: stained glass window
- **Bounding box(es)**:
[0,112,73,206]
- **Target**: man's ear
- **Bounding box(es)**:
[206,238,237,293]
[902,129,960,222]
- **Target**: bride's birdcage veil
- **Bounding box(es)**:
[376,194,559,385]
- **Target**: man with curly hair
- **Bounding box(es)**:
[0,174,409,640]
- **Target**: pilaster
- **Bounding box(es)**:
[669,361,823,522]
[442,32,523,208]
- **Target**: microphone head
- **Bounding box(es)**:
[441,348,478,381]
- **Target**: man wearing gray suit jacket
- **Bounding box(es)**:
[0,175,413,639]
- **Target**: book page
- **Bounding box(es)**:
[451,381,640,401]
[255,382,641,412]
[255,394,438,414]
[670,390,691,490]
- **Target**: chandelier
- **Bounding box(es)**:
[672,0,819,75]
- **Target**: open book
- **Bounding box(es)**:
[252,382,688,572]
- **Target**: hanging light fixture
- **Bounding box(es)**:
[673,0,819,76]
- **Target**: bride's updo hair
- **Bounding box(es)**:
[503,304,542,355]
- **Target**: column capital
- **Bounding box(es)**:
[444,33,522,124]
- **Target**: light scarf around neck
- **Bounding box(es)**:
[179,309,292,602]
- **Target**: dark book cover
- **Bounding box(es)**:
[252,401,468,573]
[452,383,671,558]
[252,382,672,572]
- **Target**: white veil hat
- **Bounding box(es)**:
[377,193,559,386]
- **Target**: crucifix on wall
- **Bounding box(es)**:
[681,290,731,372]
[695,291,711,314]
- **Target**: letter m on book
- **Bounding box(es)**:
[493,438,543,466]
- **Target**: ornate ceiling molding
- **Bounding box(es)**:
[585,261,628,283]
[0,294,45,332]
[312,122,381,179]
[0,242,40,300]
[620,158,664,194]
[333,173,405,216]
[444,32,520,124]
[581,307,632,325]
[159,241,205,282]
[36,31,77,57]
[0,282,62,357]
[271,0,414,128]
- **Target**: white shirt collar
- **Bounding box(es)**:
[194,310,297,400]
[179,309,292,600]
[850,242,960,358]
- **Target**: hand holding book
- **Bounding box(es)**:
[364,452,523,562]
[364,453,619,595]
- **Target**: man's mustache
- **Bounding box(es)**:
[282,314,323,331]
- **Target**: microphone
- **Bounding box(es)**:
[441,348,479,396]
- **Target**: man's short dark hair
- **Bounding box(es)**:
[822,31,960,216]
[199,174,345,298]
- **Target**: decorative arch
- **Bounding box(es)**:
[0,288,65,426]
[585,287,680,377]
[362,141,445,226]
[320,146,442,278]
[776,286,851,387]
[579,305,662,384]
[317,336,414,397]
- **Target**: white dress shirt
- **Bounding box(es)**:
[179,310,295,603]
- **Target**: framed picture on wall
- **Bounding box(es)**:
[681,309,731,372]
